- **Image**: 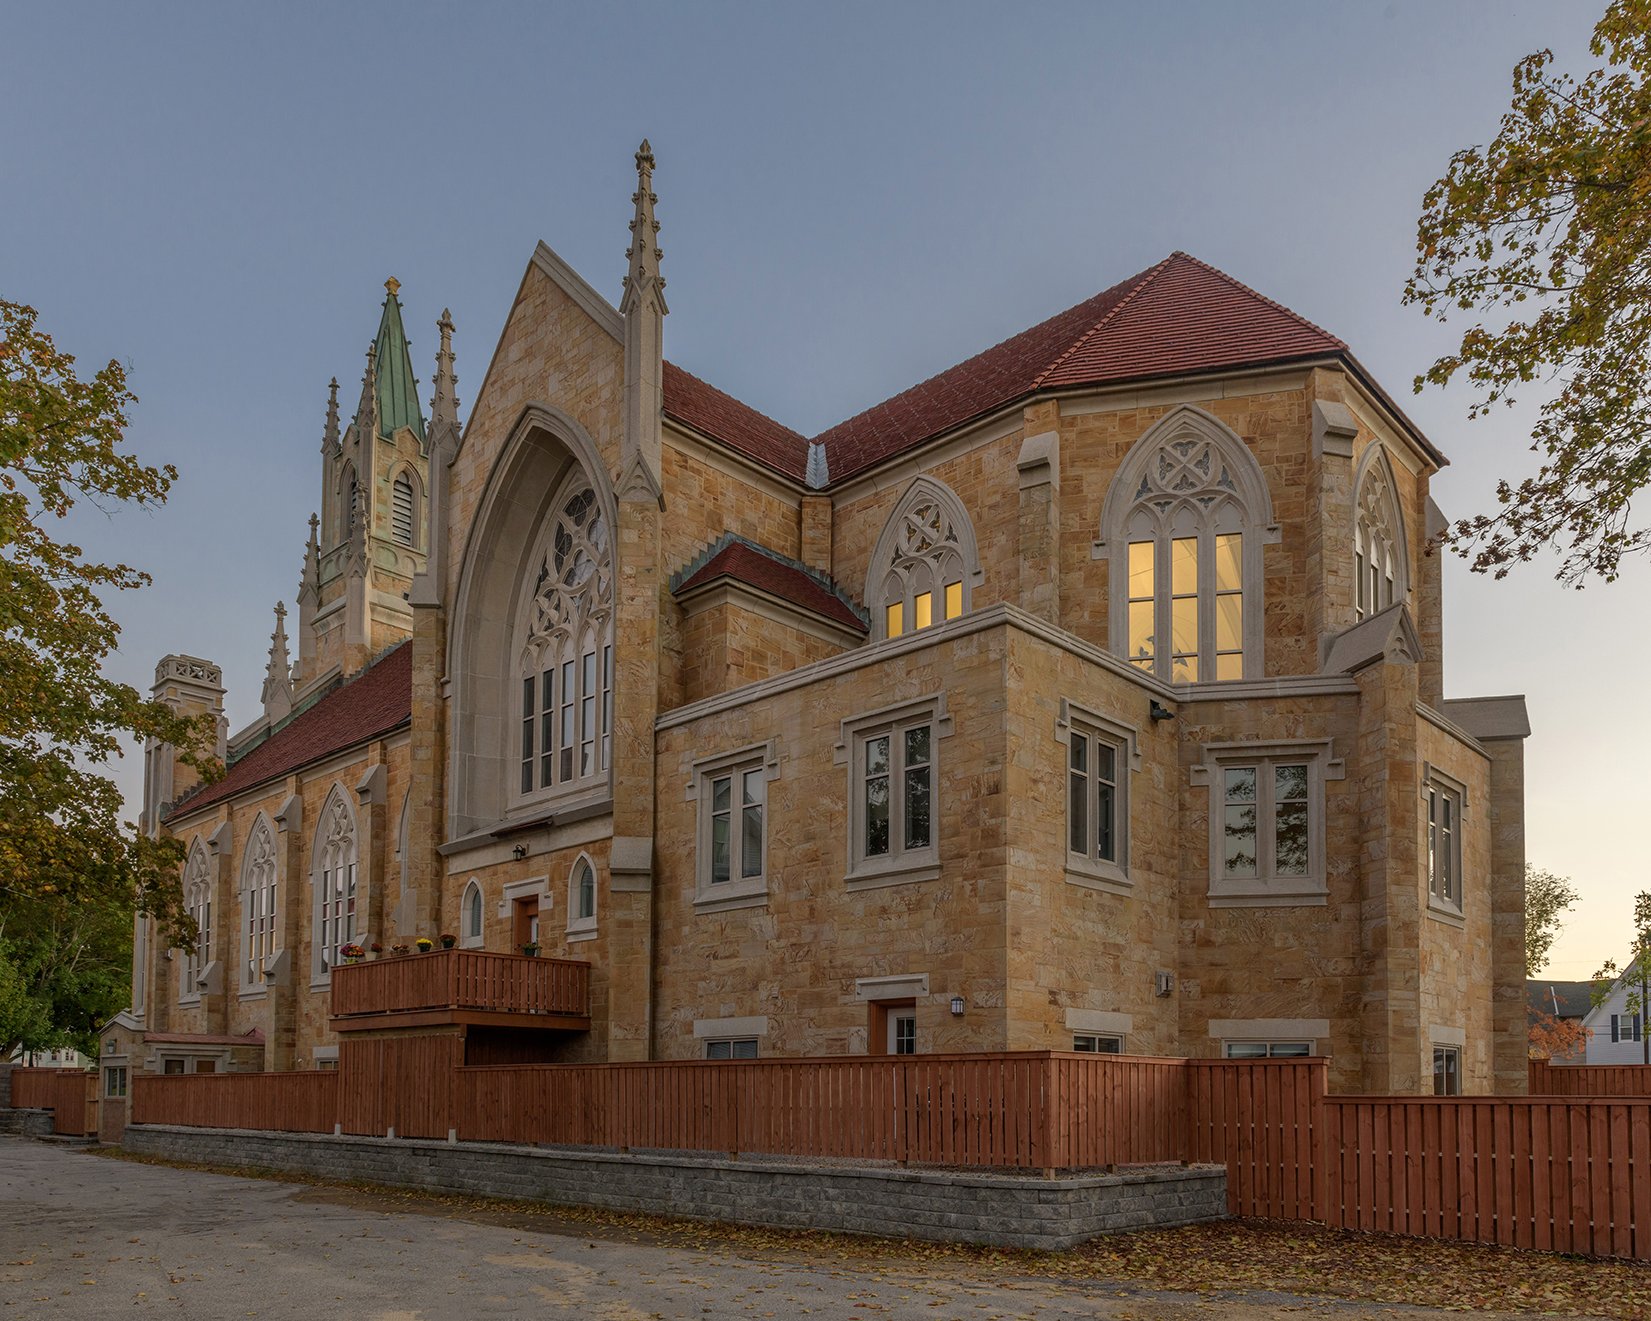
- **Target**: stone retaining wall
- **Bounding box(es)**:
[124,1124,1226,1250]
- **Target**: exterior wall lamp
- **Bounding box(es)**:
[950,995,966,1016]
[1149,701,1176,722]
[511,844,528,860]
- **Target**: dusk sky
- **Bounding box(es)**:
[5,3,1624,978]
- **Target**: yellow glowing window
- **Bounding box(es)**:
[1170,536,1198,683]
[1213,533,1243,681]
[1127,541,1155,670]
[885,602,903,639]
[944,581,962,620]
[914,591,932,630]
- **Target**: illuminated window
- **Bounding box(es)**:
[1101,408,1274,683]
[869,478,980,641]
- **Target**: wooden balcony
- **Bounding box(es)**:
[330,949,590,1032]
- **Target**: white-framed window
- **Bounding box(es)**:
[461,880,485,949]
[689,743,778,912]
[837,696,952,887]
[312,787,358,979]
[1223,1041,1313,1059]
[1059,701,1138,892]
[515,476,614,807]
[866,477,982,642]
[1353,447,1408,622]
[1425,769,1466,916]
[391,469,418,547]
[889,1010,917,1056]
[180,842,212,1001]
[104,1066,128,1098]
[1432,1045,1462,1095]
[566,855,597,941]
[705,1038,759,1060]
[240,815,278,993]
[1192,741,1345,906]
[1073,1033,1123,1054]
[1611,1012,1642,1043]
[1096,406,1277,684]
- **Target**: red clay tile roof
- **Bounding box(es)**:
[675,539,867,634]
[815,253,1349,484]
[663,360,809,481]
[164,643,412,823]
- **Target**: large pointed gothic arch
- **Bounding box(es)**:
[310,784,359,979]
[1094,406,1279,683]
[239,812,278,993]
[864,475,984,642]
[449,403,619,838]
[180,839,212,999]
[1352,443,1410,620]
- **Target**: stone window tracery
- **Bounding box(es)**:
[180,843,211,999]
[313,789,358,977]
[867,478,981,642]
[1098,408,1275,684]
[517,475,614,803]
[1354,451,1407,621]
[241,817,277,992]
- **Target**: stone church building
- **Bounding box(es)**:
[108,144,1529,1097]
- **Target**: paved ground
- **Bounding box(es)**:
[0,1138,1616,1320]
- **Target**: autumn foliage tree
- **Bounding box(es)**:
[0,298,218,1055]
[1528,1006,1591,1061]
[1406,0,1651,583]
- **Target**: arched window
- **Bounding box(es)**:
[866,477,982,641]
[516,473,614,802]
[1353,447,1408,621]
[391,471,416,547]
[181,842,211,997]
[340,462,359,542]
[313,788,358,975]
[461,880,484,948]
[1097,407,1276,683]
[567,856,597,938]
[241,816,278,992]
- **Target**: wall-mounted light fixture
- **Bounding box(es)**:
[1149,700,1176,722]
[511,844,528,860]
[950,995,966,1017]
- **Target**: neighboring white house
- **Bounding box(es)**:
[6,1047,85,1069]
[1581,974,1651,1065]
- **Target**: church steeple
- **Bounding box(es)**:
[372,277,427,447]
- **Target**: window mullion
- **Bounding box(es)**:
[1258,761,1275,883]
[890,723,905,860]
[1155,536,1170,682]
[1199,528,1215,678]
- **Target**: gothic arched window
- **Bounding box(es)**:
[866,477,982,641]
[241,816,278,992]
[313,787,358,975]
[391,470,417,547]
[1097,407,1276,684]
[181,842,211,997]
[461,879,484,948]
[1354,448,1408,621]
[340,462,359,542]
[516,473,614,802]
[567,855,597,938]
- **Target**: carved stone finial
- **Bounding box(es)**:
[430,308,460,444]
[322,377,340,454]
[260,601,294,723]
[385,276,401,298]
[622,138,667,311]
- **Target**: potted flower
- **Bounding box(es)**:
[390,943,412,957]
[415,937,434,953]
[520,942,540,958]
[370,941,384,958]
[439,933,457,949]
[339,943,365,964]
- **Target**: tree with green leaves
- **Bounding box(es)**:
[1525,864,1580,976]
[0,298,218,1056]
[1406,0,1651,584]
[1594,891,1651,1064]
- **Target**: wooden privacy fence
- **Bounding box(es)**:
[132,1071,339,1134]
[1530,1059,1651,1096]
[331,949,589,1020]
[10,1068,96,1136]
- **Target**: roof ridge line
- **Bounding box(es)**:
[1031,254,1176,392]
[671,532,868,623]
[663,360,808,444]
[1171,251,1348,350]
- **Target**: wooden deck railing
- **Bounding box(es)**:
[132,1071,339,1133]
[1530,1058,1651,1096]
[330,948,589,1019]
[10,1068,96,1136]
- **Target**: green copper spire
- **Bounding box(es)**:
[371,278,426,445]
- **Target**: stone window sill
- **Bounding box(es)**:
[565,927,598,944]
[694,880,770,915]
[238,987,268,1002]
[845,857,940,892]
[1207,879,1329,909]
[1066,858,1132,896]
[1427,900,1466,929]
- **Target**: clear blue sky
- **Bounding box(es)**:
[3,2,1627,976]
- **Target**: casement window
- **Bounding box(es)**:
[1060,702,1138,892]
[1072,1033,1123,1054]
[313,788,359,979]
[516,479,614,805]
[1611,1013,1643,1044]
[838,697,952,887]
[104,1067,128,1099]
[691,745,777,912]
[1098,407,1276,684]
[704,1038,759,1060]
[1425,772,1465,915]
[163,1058,185,1076]
[1223,1041,1313,1059]
[566,856,597,941]
[867,477,981,642]
[180,843,212,1001]
[461,880,484,949]
[241,817,278,993]
[888,1010,917,1056]
[1432,1045,1462,1096]
[1193,741,1344,906]
[1353,448,1408,622]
